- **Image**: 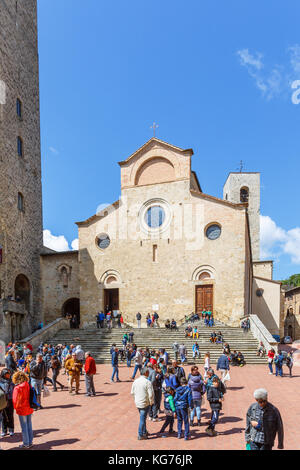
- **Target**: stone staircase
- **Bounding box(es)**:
[48,319,266,364]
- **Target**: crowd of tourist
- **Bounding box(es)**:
[0,329,291,450]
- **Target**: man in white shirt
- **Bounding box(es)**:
[131,367,154,440]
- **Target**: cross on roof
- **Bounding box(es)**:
[150,122,159,137]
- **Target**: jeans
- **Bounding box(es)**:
[190,399,202,421]
[160,414,174,433]
[208,409,220,430]
[31,378,43,405]
[250,441,272,450]
[176,408,190,438]
[268,362,273,374]
[131,364,142,379]
[149,389,162,418]
[138,406,149,437]
[193,350,200,358]
[85,374,96,395]
[52,369,64,390]
[19,414,33,447]
[127,359,132,367]
[180,354,186,363]
[275,365,283,377]
[111,366,119,381]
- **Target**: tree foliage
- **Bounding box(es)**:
[281,274,300,287]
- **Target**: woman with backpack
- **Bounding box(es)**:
[0,368,15,437]
[12,371,34,449]
[286,352,293,377]
[188,366,205,427]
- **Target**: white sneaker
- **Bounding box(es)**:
[148,417,152,421]
[269,372,273,375]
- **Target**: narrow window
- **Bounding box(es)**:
[18,192,24,212]
[17,137,23,157]
[16,98,22,118]
[153,244,157,262]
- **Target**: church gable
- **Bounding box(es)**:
[119,138,193,189]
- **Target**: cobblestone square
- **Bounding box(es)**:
[1,363,298,451]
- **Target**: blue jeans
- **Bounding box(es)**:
[19,414,33,447]
[275,365,283,377]
[208,409,220,430]
[268,362,273,374]
[176,408,190,438]
[180,354,186,363]
[131,364,142,379]
[111,366,119,381]
[190,399,202,421]
[127,359,131,367]
[31,378,43,405]
[138,406,149,437]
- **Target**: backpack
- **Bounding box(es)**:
[0,386,8,411]
[219,380,226,395]
[29,385,40,410]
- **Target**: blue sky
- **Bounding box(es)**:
[38,0,300,280]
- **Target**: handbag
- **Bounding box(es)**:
[43,385,50,398]
[246,443,252,450]
[224,371,231,382]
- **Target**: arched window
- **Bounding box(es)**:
[240,187,249,203]
[18,193,24,212]
[16,98,22,118]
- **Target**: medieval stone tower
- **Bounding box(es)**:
[223,172,260,261]
[0,0,43,342]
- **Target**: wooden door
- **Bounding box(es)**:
[195,285,213,314]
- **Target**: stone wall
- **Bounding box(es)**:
[253,261,273,280]
[0,0,42,339]
[252,277,281,335]
[41,251,79,323]
[284,287,300,340]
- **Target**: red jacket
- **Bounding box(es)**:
[13,381,33,416]
[85,356,96,375]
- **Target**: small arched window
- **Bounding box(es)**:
[240,187,249,203]
[16,98,22,118]
[18,192,24,212]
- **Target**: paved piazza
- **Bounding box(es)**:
[1,364,299,451]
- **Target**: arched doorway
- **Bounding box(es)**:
[15,274,30,311]
[62,298,80,328]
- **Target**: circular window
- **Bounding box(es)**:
[144,205,166,228]
[256,288,264,297]
[206,224,221,240]
[97,234,110,250]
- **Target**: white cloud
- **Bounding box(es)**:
[43,229,70,252]
[237,49,264,70]
[49,147,59,155]
[236,46,300,100]
[71,238,79,250]
[260,215,300,265]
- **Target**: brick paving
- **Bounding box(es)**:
[1,363,299,450]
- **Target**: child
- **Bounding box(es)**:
[206,377,223,436]
[159,387,176,437]
[174,378,194,440]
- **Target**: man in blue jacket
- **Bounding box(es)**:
[174,378,194,440]
[111,347,121,383]
[216,353,230,385]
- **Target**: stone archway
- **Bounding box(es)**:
[14,274,30,311]
[62,298,80,328]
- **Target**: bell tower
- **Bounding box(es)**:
[0,0,43,340]
[223,172,260,261]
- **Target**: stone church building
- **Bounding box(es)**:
[0,0,282,343]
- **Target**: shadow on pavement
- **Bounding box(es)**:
[9,438,80,450]
[43,404,81,410]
